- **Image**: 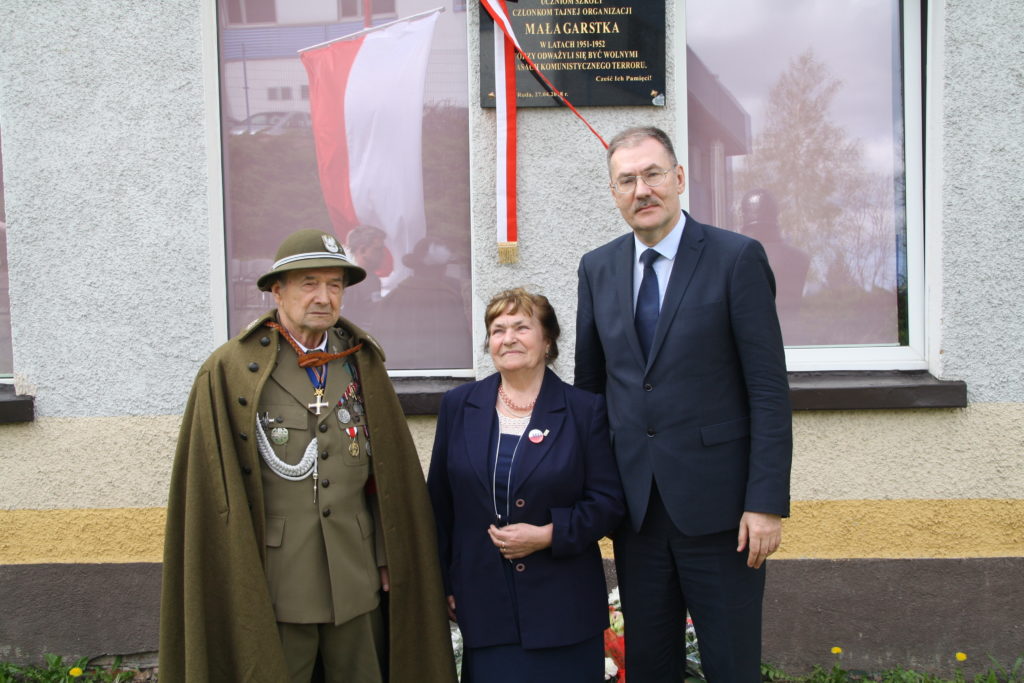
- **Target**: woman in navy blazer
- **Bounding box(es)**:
[428,288,625,683]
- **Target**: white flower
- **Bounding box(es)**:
[604,657,619,679]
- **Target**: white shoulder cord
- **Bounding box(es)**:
[255,417,319,481]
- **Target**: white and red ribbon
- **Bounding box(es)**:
[480,0,607,263]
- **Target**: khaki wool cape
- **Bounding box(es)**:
[160,311,457,683]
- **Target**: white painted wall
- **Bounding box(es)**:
[0,0,215,417]
[936,1,1024,402]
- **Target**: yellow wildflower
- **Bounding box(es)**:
[69,667,84,677]
[831,646,843,655]
[956,652,967,662]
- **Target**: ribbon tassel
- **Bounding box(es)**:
[481,0,606,264]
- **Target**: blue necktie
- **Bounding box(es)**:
[635,248,660,360]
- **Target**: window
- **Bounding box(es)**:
[217,1,472,373]
[681,0,923,371]
[225,0,276,25]
[0,125,11,376]
[338,0,397,20]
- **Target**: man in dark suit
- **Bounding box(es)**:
[574,127,792,682]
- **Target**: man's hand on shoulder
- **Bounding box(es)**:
[737,511,782,569]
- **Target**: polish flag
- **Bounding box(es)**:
[299,10,440,273]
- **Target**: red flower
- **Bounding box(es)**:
[604,627,626,680]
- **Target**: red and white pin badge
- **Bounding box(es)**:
[528,428,549,444]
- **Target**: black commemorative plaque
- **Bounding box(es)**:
[480,0,665,107]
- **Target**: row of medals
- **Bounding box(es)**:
[268,376,369,458]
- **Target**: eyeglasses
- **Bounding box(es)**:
[610,169,673,194]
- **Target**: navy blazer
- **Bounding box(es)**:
[427,368,625,649]
[575,213,792,535]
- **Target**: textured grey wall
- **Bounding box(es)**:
[939,1,1024,402]
[0,1,213,417]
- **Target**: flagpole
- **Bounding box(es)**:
[298,7,445,53]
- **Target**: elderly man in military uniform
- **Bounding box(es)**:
[160,230,456,683]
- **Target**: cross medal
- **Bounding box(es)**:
[308,388,329,415]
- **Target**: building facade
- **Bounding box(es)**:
[0,0,1021,675]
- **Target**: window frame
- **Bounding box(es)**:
[674,1,929,372]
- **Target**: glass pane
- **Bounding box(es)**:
[686,0,907,347]
[218,2,472,370]
[246,0,276,24]
[0,126,11,375]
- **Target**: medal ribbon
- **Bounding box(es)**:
[480,0,607,263]
[266,321,363,368]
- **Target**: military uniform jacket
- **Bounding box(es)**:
[159,311,457,683]
[260,334,383,625]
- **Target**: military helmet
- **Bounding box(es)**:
[256,229,367,291]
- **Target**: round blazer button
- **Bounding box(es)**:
[515,498,526,508]
[248,362,259,372]
[644,383,653,392]
[321,451,329,460]
[514,562,526,572]
[239,432,248,441]
[238,397,248,406]
[259,336,271,347]
[321,479,330,488]
[241,465,252,475]
[319,423,329,433]
[646,428,655,437]
[322,509,331,518]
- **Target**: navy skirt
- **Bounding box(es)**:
[461,633,604,683]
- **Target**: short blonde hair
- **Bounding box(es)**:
[483,287,560,363]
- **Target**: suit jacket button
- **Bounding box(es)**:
[515,498,526,508]
[322,508,331,518]
[248,362,259,372]
[321,451,329,460]
[646,428,655,437]
[321,479,330,488]
[514,562,526,572]
[259,336,271,347]
[238,396,248,406]
[644,383,653,392]
[241,465,252,475]
[239,432,248,441]
[319,423,329,433]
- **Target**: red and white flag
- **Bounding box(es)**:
[300,10,440,273]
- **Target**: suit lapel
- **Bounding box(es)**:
[463,373,499,491]
[511,369,566,492]
[647,215,706,368]
[614,236,646,363]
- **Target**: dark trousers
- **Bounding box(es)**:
[613,484,766,683]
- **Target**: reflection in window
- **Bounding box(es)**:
[225,0,276,25]
[686,0,908,348]
[0,126,11,375]
[339,0,397,20]
[218,1,471,371]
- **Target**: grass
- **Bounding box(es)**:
[2,652,1021,682]
[0,655,141,683]
[759,654,1024,683]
